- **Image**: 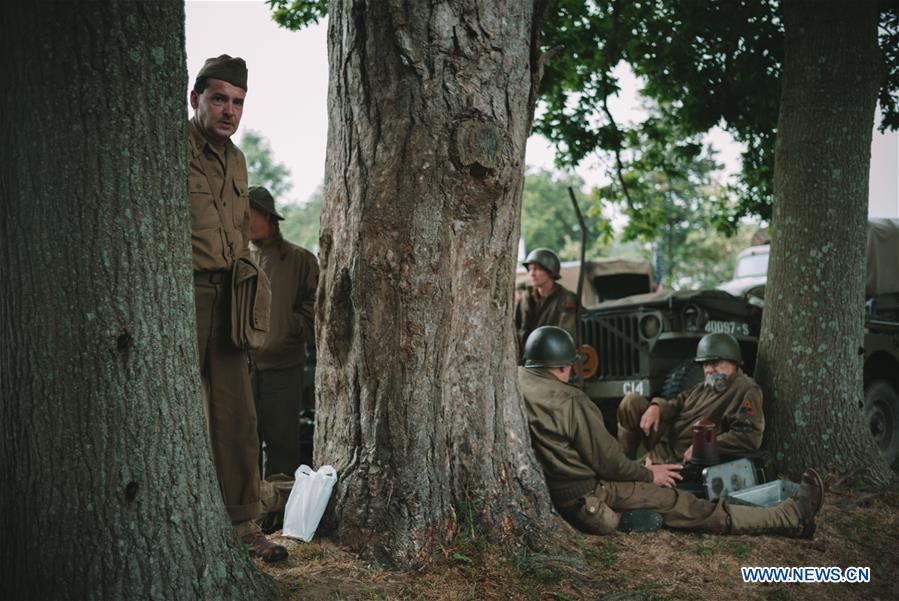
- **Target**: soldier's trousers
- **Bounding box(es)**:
[617,393,678,462]
[555,480,800,536]
[252,364,304,478]
[195,271,261,523]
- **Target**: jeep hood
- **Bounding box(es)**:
[588,289,756,317]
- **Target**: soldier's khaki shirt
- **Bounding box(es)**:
[650,369,764,458]
[249,237,319,370]
[515,284,580,360]
[519,367,652,486]
[188,118,250,271]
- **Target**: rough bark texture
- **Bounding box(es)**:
[0,3,274,598]
[755,0,892,483]
[315,0,556,566]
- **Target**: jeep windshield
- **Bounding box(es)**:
[734,251,769,278]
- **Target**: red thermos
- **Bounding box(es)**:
[691,419,720,466]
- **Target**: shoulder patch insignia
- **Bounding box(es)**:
[738,398,754,417]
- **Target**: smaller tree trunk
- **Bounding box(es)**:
[756,0,892,483]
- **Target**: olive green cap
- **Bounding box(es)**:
[197,54,248,91]
[694,332,742,365]
[523,248,562,280]
[523,326,579,368]
[248,186,284,220]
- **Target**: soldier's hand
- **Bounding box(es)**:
[640,404,661,435]
[644,457,683,488]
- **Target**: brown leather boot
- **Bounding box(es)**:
[236,521,288,563]
[790,468,824,539]
[726,469,824,539]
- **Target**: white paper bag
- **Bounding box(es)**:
[282,464,337,542]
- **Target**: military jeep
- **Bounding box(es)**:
[576,288,762,429]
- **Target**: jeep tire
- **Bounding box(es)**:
[662,360,704,400]
[864,379,899,467]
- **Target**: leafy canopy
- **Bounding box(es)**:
[264,0,898,241]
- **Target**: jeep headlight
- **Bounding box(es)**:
[639,314,661,339]
[681,304,707,331]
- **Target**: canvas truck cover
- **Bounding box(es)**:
[517,258,654,306]
[866,218,899,296]
[562,258,654,306]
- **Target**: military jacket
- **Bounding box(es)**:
[188,118,250,271]
[515,284,580,359]
[650,369,764,457]
[249,237,319,370]
[519,367,653,486]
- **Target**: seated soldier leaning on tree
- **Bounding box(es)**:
[617,332,764,463]
[518,326,823,538]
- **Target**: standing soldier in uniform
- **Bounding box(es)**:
[617,332,764,463]
[515,247,580,362]
[519,326,823,538]
[247,186,318,480]
[188,55,286,562]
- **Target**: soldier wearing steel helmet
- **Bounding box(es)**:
[519,326,822,538]
[617,332,765,463]
[514,247,581,362]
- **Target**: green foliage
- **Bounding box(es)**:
[266,0,326,30]
[266,1,899,232]
[240,130,292,199]
[280,186,322,251]
[520,168,611,260]
[510,551,561,583]
[239,129,320,251]
[597,539,622,568]
[539,1,899,229]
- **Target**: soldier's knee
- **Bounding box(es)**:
[618,393,649,425]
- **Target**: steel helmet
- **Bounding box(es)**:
[694,332,742,365]
[522,248,562,280]
[523,326,578,368]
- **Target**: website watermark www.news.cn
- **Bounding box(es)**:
[741,566,870,584]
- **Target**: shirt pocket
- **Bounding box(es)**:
[232,177,250,233]
[189,174,218,229]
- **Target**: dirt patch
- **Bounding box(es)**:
[259,476,899,600]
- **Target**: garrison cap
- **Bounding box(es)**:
[248,186,284,220]
[197,54,248,91]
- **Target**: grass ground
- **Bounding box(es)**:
[258,473,899,601]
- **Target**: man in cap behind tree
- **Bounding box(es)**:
[617,332,765,463]
[519,326,823,538]
[515,247,580,362]
[188,55,286,562]
[247,186,318,494]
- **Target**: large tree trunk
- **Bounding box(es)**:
[755,0,892,483]
[315,0,556,566]
[0,3,274,598]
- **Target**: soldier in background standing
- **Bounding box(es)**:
[515,247,580,362]
[188,55,286,562]
[248,186,318,481]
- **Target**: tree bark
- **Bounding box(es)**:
[755,0,892,483]
[0,3,274,598]
[316,0,556,566]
